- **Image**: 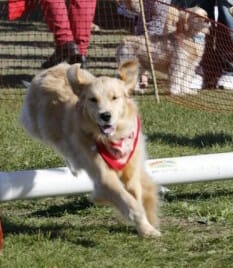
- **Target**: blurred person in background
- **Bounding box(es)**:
[40,0,96,69]
[8,0,96,69]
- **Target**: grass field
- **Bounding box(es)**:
[1,2,233,266]
[0,92,233,267]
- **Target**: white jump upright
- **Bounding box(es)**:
[0,152,233,201]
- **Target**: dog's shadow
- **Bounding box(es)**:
[2,217,136,248]
[164,188,233,202]
[147,131,232,148]
[29,197,93,218]
[1,217,97,248]
[2,197,137,247]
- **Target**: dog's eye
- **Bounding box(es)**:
[89,97,98,103]
[112,96,118,101]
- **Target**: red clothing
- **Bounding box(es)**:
[8,0,37,20]
[8,0,96,55]
[40,0,96,55]
[8,0,26,20]
[97,117,141,171]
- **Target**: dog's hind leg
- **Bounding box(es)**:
[124,166,159,228]
[124,173,159,230]
[141,172,159,229]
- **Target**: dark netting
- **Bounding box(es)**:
[0,0,233,111]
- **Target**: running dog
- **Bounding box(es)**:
[20,60,160,237]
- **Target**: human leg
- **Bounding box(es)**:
[213,0,233,89]
[217,0,233,72]
[69,0,96,56]
[40,0,73,46]
[40,0,85,68]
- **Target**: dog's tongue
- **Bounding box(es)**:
[100,125,114,135]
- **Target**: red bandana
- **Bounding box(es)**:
[97,116,140,170]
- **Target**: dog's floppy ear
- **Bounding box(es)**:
[118,60,139,94]
[67,64,95,95]
[177,10,189,33]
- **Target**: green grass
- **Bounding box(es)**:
[0,91,233,267]
[1,7,233,266]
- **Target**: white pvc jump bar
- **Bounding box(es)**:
[0,152,233,201]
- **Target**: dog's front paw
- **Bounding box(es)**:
[137,222,161,238]
[143,228,161,238]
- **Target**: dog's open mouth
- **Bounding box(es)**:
[99,124,114,136]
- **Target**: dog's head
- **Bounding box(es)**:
[163,6,180,34]
[67,60,138,138]
[178,7,211,35]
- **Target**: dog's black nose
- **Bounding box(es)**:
[100,112,111,122]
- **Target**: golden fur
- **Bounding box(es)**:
[20,61,160,237]
[117,7,210,95]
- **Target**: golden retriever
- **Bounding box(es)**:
[117,7,210,95]
[20,60,160,237]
